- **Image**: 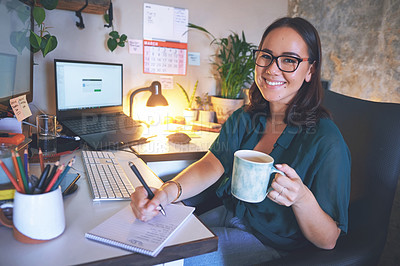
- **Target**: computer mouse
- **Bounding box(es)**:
[167,132,191,144]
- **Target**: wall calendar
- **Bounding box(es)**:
[143,40,187,75]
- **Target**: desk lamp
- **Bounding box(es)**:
[129,81,168,118]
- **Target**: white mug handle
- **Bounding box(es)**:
[266,166,285,195]
[271,166,285,177]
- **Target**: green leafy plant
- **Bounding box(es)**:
[195,93,211,111]
[188,23,256,99]
[177,80,199,110]
[29,0,58,57]
[104,14,127,52]
[107,31,127,52]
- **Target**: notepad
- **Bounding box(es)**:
[85,204,195,257]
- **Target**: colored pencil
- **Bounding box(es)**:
[44,161,59,188]
[0,159,22,193]
[52,157,75,191]
[16,152,30,194]
[38,148,44,172]
[44,164,64,193]
[11,150,25,193]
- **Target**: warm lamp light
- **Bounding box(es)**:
[129,81,168,118]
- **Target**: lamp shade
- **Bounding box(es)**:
[146,81,168,107]
[146,94,168,107]
[129,81,169,117]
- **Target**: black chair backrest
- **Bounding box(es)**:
[323,90,400,240]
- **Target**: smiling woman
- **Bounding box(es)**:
[130,17,351,265]
[247,17,327,128]
[254,27,314,109]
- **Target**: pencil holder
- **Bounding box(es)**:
[0,187,65,243]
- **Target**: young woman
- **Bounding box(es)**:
[130,17,351,265]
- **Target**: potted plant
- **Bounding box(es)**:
[188,24,256,123]
[195,93,215,123]
[29,0,59,57]
[177,80,199,124]
[17,0,126,57]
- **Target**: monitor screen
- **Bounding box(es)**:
[55,60,123,111]
[0,1,33,107]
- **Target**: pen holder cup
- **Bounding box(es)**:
[0,187,65,243]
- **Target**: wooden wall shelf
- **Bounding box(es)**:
[23,0,110,15]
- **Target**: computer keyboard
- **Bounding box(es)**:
[82,150,135,201]
[64,115,138,135]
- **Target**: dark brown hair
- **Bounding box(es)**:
[246,17,330,128]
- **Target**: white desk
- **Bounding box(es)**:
[130,129,218,181]
[0,150,217,265]
[130,129,219,162]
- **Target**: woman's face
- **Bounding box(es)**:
[255,27,314,107]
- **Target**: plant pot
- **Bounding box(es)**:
[198,110,215,123]
[183,109,198,124]
[211,96,244,124]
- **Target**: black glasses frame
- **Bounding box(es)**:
[253,49,312,73]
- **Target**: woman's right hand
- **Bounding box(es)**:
[130,186,167,222]
[130,151,224,222]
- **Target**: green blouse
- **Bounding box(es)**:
[209,107,351,250]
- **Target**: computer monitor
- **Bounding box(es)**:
[54,59,123,120]
[0,1,33,107]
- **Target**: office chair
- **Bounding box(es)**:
[185,90,400,265]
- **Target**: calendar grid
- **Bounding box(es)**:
[143,40,187,75]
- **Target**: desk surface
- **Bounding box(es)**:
[0,150,217,266]
[131,129,219,162]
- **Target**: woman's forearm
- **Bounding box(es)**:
[161,151,224,204]
[292,186,341,249]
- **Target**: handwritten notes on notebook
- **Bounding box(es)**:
[85,204,195,257]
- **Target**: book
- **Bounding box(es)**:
[85,204,195,257]
[190,121,221,129]
[190,121,221,132]
[0,183,15,200]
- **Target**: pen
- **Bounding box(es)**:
[128,161,166,216]
[16,152,30,194]
[24,149,29,179]
[0,159,22,193]
[34,164,51,193]
[57,134,80,141]
[11,150,25,193]
[44,164,64,193]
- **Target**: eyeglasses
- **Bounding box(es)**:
[253,49,312,73]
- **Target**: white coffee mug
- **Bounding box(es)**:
[231,150,284,203]
[0,187,66,242]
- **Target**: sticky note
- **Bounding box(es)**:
[160,76,173,90]
[188,52,200,66]
[9,95,32,121]
[128,39,143,54]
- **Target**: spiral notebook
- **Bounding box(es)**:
[85,204,195,257]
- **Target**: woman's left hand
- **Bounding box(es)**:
[267,164,309,207]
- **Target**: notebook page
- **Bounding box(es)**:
[86,204,195,257]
